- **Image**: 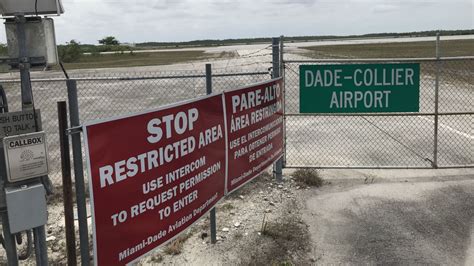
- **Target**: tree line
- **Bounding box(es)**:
[58,36,135,63]
[1,29,472,63]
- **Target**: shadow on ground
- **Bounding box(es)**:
[343,185,474,264]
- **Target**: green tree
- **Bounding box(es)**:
[98,36,119,45]
[58,40,81,63]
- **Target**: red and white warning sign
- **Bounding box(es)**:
[84,78,284,265]
[224,78,284,193]
[84,95,226,265]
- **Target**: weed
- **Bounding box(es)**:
[164,233,191,255]
[364,174,377,184]
[234,232,243,239]
[259,171,273,180]
[244,211,310,265]
[292,169,323,187]
[262,220,302,242]
[150,254,163,263]
[220,203,235,211]
[273,260,293,266]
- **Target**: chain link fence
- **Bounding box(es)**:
[0,68,271,186]
[0,55,471,187]
[283,58,474,168]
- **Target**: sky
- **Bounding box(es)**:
[2,0,474,44]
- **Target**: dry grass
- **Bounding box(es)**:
[249,200,310,265]
[301,39,474,59]
[150,254,163,263]
[219,202,235,211]
[262,219,306,241]
[58,50,231,70]
[292,169,323,187]
[163,233,191,255]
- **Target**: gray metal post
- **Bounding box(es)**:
[272,38,280,78]
[34,228,41,265]
[33,226,48,265]
[433,33,440,168]
[279,35,286,168]
[67,79,90,265]
[0,98,18,265]
[1,211,18,266]
[16,15,33,109]
[206,64,217,244]
[206,64,212,95]
[272,37,283,182]
[16,14,48,265]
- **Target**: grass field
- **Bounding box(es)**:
[300,39,474,59]
[58,50,233,70]
[299,39,474,85]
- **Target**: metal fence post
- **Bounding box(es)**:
[206,64,218,244]
[279,35,286,168]
[433,33,440,168]
[1,211,18,265]
[33,227,48,265]
[57,101,77,266]
[16,15,33,109]
[67,79,90,265]
[272,37,283,181]
[16,14,48,265]
[0,90,18,265]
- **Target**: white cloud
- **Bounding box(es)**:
[0,0,472,44]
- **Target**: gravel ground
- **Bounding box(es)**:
[137,171,313,265]
[2,168,473,265]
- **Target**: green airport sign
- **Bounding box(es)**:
[299,63,420,113]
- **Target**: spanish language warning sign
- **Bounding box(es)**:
[84,95,226,265]
[224,78,284,193]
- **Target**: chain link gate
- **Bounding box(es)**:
[282,57,474,169]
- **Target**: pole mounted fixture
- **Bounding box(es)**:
[0,0,64,17]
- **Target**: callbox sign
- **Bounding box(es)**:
[84,95,226,265]
[300,63,420,113]
[224,78,284,193]
[3,131,49,182]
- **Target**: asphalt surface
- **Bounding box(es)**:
[302,169,474,265]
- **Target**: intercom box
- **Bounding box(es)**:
[5,183,47,233]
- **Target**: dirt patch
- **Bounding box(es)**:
[137,171,313,265]
[255,201,310,265]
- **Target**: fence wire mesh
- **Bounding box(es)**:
[0,69,270,186]
[283,58,473,168]
[0,57,471,186]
